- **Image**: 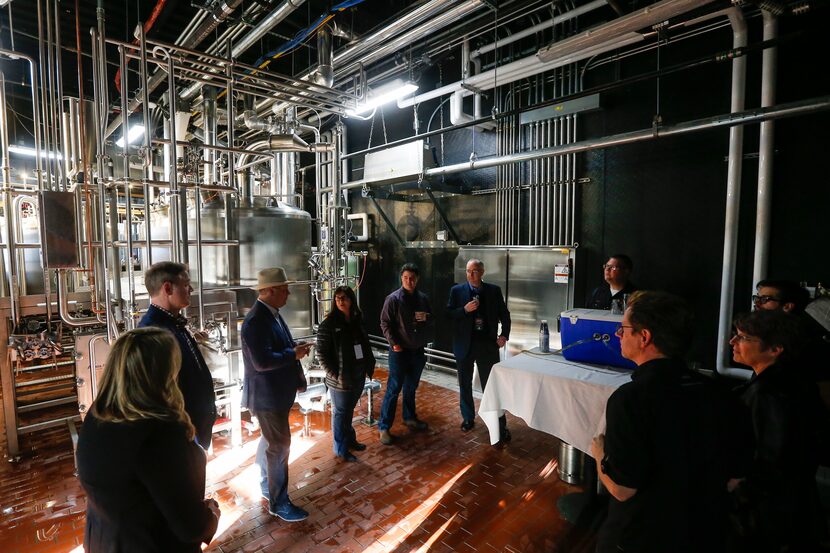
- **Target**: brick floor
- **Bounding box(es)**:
[0,367,596,552]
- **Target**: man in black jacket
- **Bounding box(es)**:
[586,254,637,310]
[138,262,216,450]
[378,263,434,445]
[446,259,511,438]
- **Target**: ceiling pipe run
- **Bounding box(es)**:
[471,0,609,58]
[179,0,307,101]
[399,0,717,110]
[258,0,481,116]
[398,33,644,108]
[104,0,246,138]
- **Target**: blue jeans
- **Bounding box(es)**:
[253,409,291,510]
[329,387,363,456]
[457,339,504,427]
[378,348,425,430]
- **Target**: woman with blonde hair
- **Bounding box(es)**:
[77,327,220,552]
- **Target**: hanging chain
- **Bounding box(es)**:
[438,63,445,166]
[367,110,375,148]
[380,104,388,144]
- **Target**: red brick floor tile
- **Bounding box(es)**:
[0,367,600,552]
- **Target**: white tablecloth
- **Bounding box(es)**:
[479,350,632,456]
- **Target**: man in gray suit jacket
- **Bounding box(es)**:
[242,267,311,522]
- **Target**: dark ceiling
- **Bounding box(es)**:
[0,0,419,101]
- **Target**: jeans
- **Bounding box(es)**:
[378,348,426,430]
[253,409,291,510]
[329,387,363,456]
[457,339,505,428]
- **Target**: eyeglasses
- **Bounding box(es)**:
[603,264,623,271]
[614,324,636,337]
[752,294,781,305]
[334,295,350,302]
[466,269,483,274]
[730,332,760,343]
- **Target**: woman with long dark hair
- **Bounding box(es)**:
[76,327,220,552]
[316,286,376,462]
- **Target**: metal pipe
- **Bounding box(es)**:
[90,29,115,338]
[57,270,98,326]
[715,9,752,380]
[194,188,204,329]
[0,72,17,326]
[52,0,67,189]
[179,0,307,100]
[119,46,136,329]
[314,25,334,88]
[262,0,484,116]
[138,26,154,267]
[160,49,183,264]
[104,0,246,139]
[37,0,54,190]
[225,37,236,190]
[0,50,43,190]
[331,124,343,278]
[422,96,830,177]
[539,0,717,62]
[335,0,485,83]
[472,0,609,58]
[752,11,778,290]
[202,86,217,186]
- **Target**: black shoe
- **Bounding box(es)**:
[500,428,512,443]
[460,420,474,432]
[349,441,367,451]
[404,418,428,431]
[337,452,358,462]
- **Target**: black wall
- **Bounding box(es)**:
[336,14,829,366]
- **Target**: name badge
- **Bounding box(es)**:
[354,344,364,360]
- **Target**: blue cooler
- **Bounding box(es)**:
[558,309,636,369]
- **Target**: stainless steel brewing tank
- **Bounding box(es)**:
[234,201,312,336]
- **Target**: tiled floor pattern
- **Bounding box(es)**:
[0,367,595,552]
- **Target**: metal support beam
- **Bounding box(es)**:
[364,191,405,247]
[424,188,462,244]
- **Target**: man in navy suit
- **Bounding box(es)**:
[138,262,216,450]
[241,267,311,523]
[446,259,511,439]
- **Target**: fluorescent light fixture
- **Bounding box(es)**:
[347,79,418,116]
[115,124,146,147]
[8,145,63,160]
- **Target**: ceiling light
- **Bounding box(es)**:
[115,124,146,147]
[0,0,11,7]
[9,145,62,160]
[347,79,418,116]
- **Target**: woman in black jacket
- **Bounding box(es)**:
[317,285,376,462]
[76,327,220,553]
[730,310,827,552]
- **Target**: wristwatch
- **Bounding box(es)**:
[600,455,611,475]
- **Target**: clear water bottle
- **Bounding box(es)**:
[539,320,550,353]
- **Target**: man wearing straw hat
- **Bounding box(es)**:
[242,267,312,522]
